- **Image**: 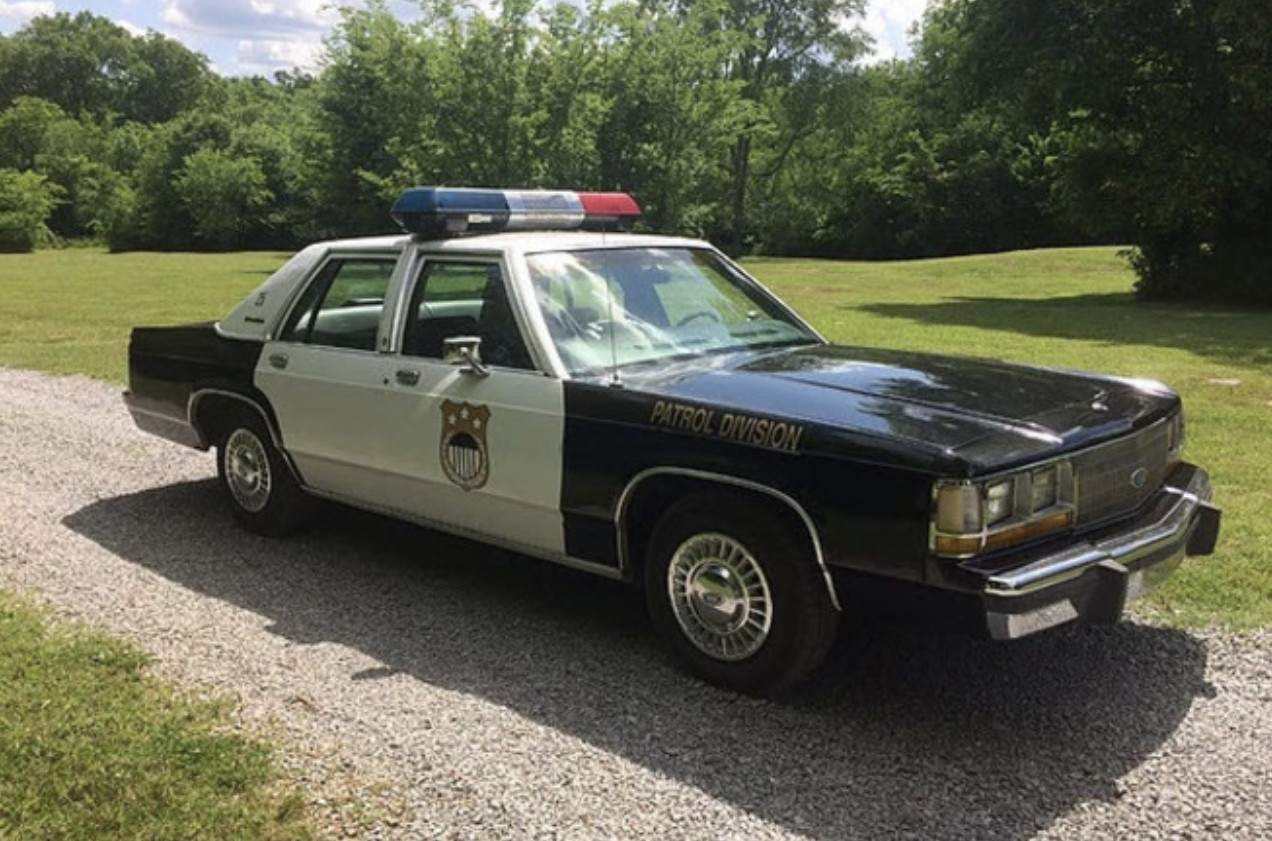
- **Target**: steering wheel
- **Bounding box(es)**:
[675,310,721,328]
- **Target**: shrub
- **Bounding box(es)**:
[0,168,61,252]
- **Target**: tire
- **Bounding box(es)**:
[215,411,309,537]
[644,492,840,692]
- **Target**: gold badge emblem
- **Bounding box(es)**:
[440,400,491,490]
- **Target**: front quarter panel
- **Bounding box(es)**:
[561,381,934,583]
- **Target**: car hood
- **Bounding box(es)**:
[621,344,1178,474]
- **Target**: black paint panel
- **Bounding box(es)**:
[128,322,265,440]
[558,343,1178,585]
[560,380,934,583]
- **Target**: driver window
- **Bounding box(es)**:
[402,261,535,370]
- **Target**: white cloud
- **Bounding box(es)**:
[117,18,148,38]
[161,0,336,39]
[0,0,55,29]
[232,35,325,75]
[155,0,339,76]
[862,0,927,63]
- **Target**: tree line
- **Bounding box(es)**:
[1,1,1268,302]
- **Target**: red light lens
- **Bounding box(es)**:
[578,192,641,217]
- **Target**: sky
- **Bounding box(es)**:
[0,0,926,78]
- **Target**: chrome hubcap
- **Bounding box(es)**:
[224,428,271,513]
[667,532,773,662]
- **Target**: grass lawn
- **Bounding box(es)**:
[1,245,1268,629]
[0,592,311,840]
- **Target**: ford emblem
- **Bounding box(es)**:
[1130,467,1148,489]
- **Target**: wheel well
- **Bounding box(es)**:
[192,392,272,450]
[621,474,819,587]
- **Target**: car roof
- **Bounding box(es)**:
[319,230,711,255]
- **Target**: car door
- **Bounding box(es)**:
[254,250,404,503]
[258,250,566,558]
[372,257,566,556]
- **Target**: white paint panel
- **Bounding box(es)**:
[257,344,565,556]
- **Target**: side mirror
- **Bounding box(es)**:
[443,336,490,378]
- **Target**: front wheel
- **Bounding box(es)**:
[216,413,309,536]
[644,493,839,692]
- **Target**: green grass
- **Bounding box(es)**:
[0,592,312,841]
[0,245,1267,629]
[0,249,290,382]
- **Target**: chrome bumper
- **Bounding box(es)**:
[123,390,203,449]
[983,463,1220,640]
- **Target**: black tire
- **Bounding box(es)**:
[644,492,840,692]
[215,411,309,537]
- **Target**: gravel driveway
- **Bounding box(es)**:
[1,367,1269,841]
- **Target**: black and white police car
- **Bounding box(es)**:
[125,187,1221,691]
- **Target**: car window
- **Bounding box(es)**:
[402,261,535,370]
[526,247,816,374]
[279,257,395,351]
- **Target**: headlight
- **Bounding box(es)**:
[932,461,1075,558]
[1031,466,1059,510]
[985,480,1014,525]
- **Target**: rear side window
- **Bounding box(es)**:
[279,257,396,351]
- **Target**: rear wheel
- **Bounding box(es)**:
[644,493,839,692]
[216,413,308,536]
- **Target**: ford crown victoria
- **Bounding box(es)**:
[124,188,1221,691]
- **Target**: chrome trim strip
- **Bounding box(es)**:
[304,487,623,581]
[985,466,1212,595]
[614,467,841,611]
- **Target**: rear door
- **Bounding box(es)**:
[255,250,402,501]
[257,249,566,558]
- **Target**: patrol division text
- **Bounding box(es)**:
[649,400,805,453]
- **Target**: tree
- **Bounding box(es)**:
[706,0,868,251]
[0,168,61,252]
[317,2,435,234]
[175,148,273,248]
[0,12,210,123]
[598,0,747,234]
[924,0,1272,302]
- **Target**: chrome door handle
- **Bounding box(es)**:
[395,369,420,386]
[268,353,289,370]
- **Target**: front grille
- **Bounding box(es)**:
[1072,419,1171,525]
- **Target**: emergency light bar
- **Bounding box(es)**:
[391,187,641,237]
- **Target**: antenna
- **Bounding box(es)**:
[606,267,622,387]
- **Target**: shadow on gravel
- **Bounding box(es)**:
[65,481,1211,841]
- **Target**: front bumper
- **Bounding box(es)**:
[980,462,1220,640]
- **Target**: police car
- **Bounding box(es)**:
[125,187,1221,691]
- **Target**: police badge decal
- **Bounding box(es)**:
[440,399,491,490]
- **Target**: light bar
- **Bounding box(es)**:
[391,187,641,237]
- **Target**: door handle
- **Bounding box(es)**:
[268,353,289,370]
[395,368,420,386]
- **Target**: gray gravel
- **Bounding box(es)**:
[1,366,1269,841]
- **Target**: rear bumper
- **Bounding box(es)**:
[981,462,1220,640]
[123,390,203,449]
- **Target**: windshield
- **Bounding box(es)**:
[526,247,818,375]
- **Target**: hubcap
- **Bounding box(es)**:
[667,532,773,662]
[224,428,271,513]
